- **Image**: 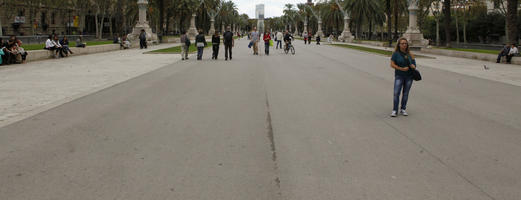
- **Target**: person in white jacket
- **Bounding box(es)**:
[506,44,518,64]
[276,31,283,49]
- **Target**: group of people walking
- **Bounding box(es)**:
[248,28,295,56]
[179,26,235,61]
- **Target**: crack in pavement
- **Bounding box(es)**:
[265,90,283,198]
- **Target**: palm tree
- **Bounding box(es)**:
[321,0,343,36]
[283,4,297,32]
[344,0,381,39]
[506,0,519,44]
[443,0,451,47]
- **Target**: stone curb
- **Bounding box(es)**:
[420,48,521,65]
[25,43,141,62]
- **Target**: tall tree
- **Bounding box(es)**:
[443,0,451,47]
[387,0,392,46]
[506,0,519,44]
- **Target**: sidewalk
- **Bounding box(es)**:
[0,43,181,128]
[332,41,521,87]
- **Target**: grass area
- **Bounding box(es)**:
[22,41,114,51]
[332,44,394,56]
[148,43,213,54]
[434,47,498,55]
[331,43,433,59]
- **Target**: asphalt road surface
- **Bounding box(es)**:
[1,39,521,200]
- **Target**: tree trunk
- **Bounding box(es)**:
[368,20,373,40]
[436,17,440,46]
[506,0,519,45]
[393,0,399,40]
[455,7,459,44]
[387,0,392,46]
[463,6,467,44]
[443,0,451,47]
[159,0,164,35]
[95,11,100,39]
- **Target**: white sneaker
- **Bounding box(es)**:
[400,109,408,116]
[390,111,397,117]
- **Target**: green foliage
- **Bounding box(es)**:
[22,41,114,51]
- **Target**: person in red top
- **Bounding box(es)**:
[263,31,271,55]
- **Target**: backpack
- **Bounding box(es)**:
[185,38,191,46]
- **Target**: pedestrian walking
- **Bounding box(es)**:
[212,31,220,60]
[307,33,312,45]
[316,35,321,45]
[223,26,234,60]
[180,31,190,60]
[263,31,271,55]
[276,31,283,49]
[251,27,260,55]
[390,38,417,117]
[195,30,207,60]
[139,29,147,49]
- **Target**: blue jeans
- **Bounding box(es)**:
[393,75,413,111]
[265,42,270,55]
[276,40,282,49]
[197,47,204,60]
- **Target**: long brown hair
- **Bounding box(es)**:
[395,38,415,59]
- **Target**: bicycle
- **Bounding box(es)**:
[284,41,295,55]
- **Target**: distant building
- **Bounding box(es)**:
[256,4,265,33]
[0,1,115,36]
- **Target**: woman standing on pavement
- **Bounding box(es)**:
[263,31,271,55]
[390,38,416,117]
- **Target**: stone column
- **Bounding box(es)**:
[294,23,299,36]
[221,24,225,34]
[188,13,197,40]
[315,18,324,38]
[130,0,158,43]
[138,0,148,24]
[209,18,216,36]
[302,20,308,36]
[340,15,354,42]
[0,17,3,36]
[403,0,428,47]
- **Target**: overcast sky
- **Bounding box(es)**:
[233,0,307,18]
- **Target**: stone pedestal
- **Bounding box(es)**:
[339,16,354,42]
[188,13,198,40]
[209,18,216,36]
[403,1,428,47]
[315,19,324,38]
[302,22,308,37]
[129,0,158,44]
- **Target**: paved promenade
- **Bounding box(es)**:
[1,39,521,200]
[0,43,181,127]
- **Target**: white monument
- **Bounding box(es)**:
[188,13,198,39]
[402,0,428,47]
[256,4,265,33]
[129,0,158,43]
[335,0,353,42]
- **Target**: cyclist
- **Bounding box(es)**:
[283,30,294,51]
